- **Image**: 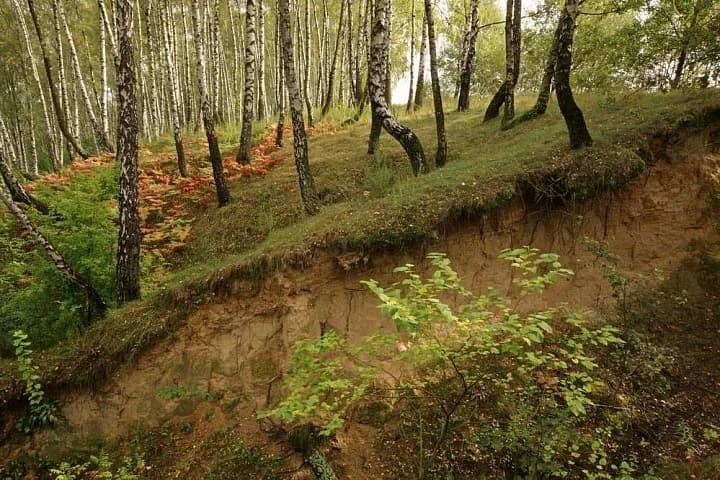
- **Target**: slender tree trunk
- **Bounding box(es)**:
[237,0,256,165]
[670,0,705,89]
[321,0,347,116]
[503,11,563,129]
[11,0,60,171]
[483,0,513,122]
[502,0,522,125]
[424,0,447,167]
[276,44,286,148]
[59,0,112,151]
[457,0,479,112]
[555,0,592,148]
[192,0,231,207]
[256,0,268,120]
[98,2,113,143]
[26,0,90,160]
[369,0,428,176]
[160,1,188,177]
[278,0,321,215]
[115,0,141,304]
[406,0,416,113]
[0,161,106,321]
[303,0,315,126]
[413,13,427,110]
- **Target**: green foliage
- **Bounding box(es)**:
[13,330,58,433]
[0,166,117,353]
[263,248,649,478]
[364,153,395,196]
[50,452,144,480]
[202,430,284,480]
[156,385,208,401]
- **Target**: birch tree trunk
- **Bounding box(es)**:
[320,0,347,117]
[192,0,231,207]
[457,0,479,112]
[237,0,257,165]
[26,0,90,160]
[160,1,188,177]
[0,138,48,214]
[502,0,522,125]
[424,0,447,168]
[256,0,268,120]
[278,0,321,215]
[98,2,112,143]
[0,161,107,321]
[303,0,315,126]
[59,0,112,152]
[405,0,416,114]
[413,13,427,110]
[369,0,428,176]
[555,0,592,148]
[115,0,142,303]
[503,10,564,130]
[11,0,60,171]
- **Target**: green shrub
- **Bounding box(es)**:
[262,248,654,478]
[50,452,143,480]
[13,330,58,433]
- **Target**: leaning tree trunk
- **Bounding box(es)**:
[483,0,514,122]
[278,0,321,215]
[115,0,142,304]
[424,0,446,167]
[320,0,347,117]
[502,0,522,125]
[555,0,592,148]
[502,9,563,130]
[237,0,256,165]
[368,0,428,176]
[0,160,107,322]
[159,2,188,177]
[192,0,231,207]
[0,146,49,214]
[413,12,427,111]
[457,0,480,112]
[26,0,90,160]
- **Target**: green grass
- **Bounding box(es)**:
[1,89,719,407]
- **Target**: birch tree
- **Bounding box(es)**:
[237,0,257,165]
[26,0,90,160]
[192,0,231,207]
[555,0,592,148]
[114,0,141,303]
[368,0,428,176]
[424,0,447,167]
[457,0,480,112]
[159,1,188,177]
[278,0,321,215]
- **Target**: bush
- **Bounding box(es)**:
[263,248,654,478]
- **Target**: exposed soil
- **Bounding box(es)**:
[5,128,720,478]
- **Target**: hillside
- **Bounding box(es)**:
[2,90,720,478]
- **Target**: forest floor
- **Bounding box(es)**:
[2,90,720,478]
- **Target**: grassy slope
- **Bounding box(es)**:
[1,89,720,405]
